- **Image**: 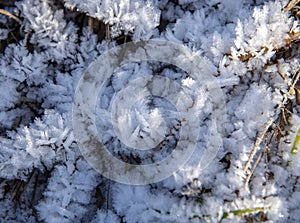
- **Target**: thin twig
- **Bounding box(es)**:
[11,180,23,201]
[0,9,22,24]
[274,122,284,136]
[243,118,274,172]
[88,17,94,33]
[243,69,297,172]
[276,65,288,82]
[18,169,35,200]
[24,30,32,48]
[293,176,300,192]
[30,171,39,208]
[244,152,264,189]
[283,0,300,12]
[106,24,111,42]
[281,108,289,126]
[289,71,300,95]
[106,181,111,210]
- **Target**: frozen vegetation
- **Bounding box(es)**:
[0,0,299,222]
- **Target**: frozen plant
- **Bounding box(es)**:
[0,0,299,222]
[0,110,73,180]
[63,0,160,41]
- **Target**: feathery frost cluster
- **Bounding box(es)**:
[0,0,299,222]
